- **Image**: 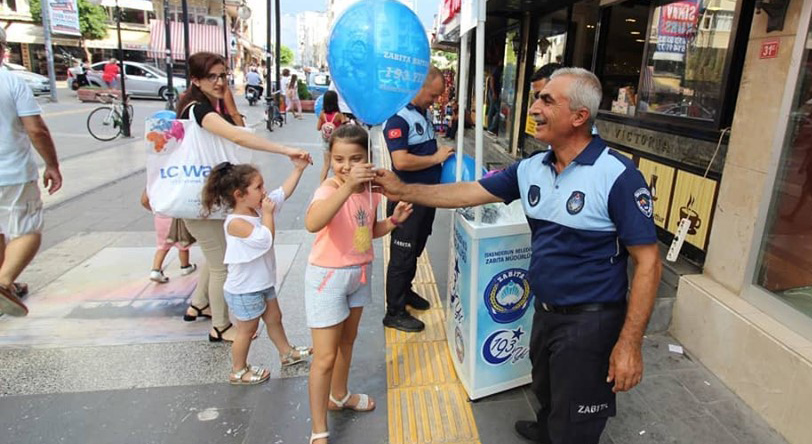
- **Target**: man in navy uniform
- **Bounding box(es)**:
[382,66,455,332]
[374,67,662,443]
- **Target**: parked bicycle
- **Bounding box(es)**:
[86,93,134,141]
[264,91,285,129]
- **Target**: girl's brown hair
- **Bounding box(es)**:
[200,162,260,217]
[328,124,371,161]
[176,52,227,117]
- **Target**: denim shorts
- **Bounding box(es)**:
[223,286,277,321]
[304,264,372,328]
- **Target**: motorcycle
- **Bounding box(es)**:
[245,85,262,106]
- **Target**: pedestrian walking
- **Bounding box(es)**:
[140,190,197,284]
[382,66,454,333]
[175,52,311,342]
[316,90,347,182]
[374,67,662,444]
[303,125,413,444]
[287,74,303,119]
[0,28,62,316]
[102,58,120,89]
[201,161,312,385]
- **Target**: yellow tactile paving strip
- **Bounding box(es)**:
[379,135,481,444]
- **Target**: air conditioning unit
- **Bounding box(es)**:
[205,16,222,26]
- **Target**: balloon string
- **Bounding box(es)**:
[368,126,373,209]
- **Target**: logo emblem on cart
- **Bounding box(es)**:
[483,268,534,324]
[455,326,465,363]
[566,191,585,215]
[528,185,540,207]
[482,327,529,365]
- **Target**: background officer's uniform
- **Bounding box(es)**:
[479,136,657,444]
[383,103,441,318]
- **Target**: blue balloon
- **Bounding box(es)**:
[327,0,430,125]
[150,110,176,120]
[314,94,324,118]
[441,154,486,184]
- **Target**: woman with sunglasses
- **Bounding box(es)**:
[174,52,312,342]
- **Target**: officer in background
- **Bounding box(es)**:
[373,67,662,443]
[382,66,454,332]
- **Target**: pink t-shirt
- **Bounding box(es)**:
[308,183,382,268]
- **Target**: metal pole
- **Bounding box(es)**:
[222,0,229,64]
[265,0,273,131]
[274,0,281,102]
[163,0,175,110]
[182,0,191,81]
[455,32,469,183]
[40,0,58,102]
[116,3,131,137]
[474,0,485,223]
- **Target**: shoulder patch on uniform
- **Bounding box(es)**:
[634,187,653,218]
[528,185,541,207]
[387,128,402,139]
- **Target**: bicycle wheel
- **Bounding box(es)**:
[87,106,122,141]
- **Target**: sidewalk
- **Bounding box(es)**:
[0,113,790,444]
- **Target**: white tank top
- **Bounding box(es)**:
[222,188,285,294]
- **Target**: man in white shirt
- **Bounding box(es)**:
[280,68,291,112]
[0,28,62,317]
[327,80,356,122]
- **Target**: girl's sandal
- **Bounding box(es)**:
[229,365,269,385]
[309,431,329,444]
[281,345,313,367]
[183,303,211,322]
[328,392,376,412]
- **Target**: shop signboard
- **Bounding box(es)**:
[48,0,81,37]
[637,158,676,229]
[668,169,717,249]
[653,0,699,62]
[447,212,534,399]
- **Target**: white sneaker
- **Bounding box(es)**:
[180,263,197,276]
[150,269,169,283]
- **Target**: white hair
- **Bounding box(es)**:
[550,67,602,126]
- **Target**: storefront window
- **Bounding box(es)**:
[119,8,146,25]
[755,30,812,319]
[496,21,520,149]
[637,0,737,122]
[598,1,649,116]
[570,0,599,70]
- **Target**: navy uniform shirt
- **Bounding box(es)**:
[479,136,657,306]
[384,103,441,184]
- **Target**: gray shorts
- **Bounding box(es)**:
[304,263,372,328]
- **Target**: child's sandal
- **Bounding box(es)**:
[280,344,312,367]
[310,431,329,444]
[328,392,375,412]
[229,365,269,385]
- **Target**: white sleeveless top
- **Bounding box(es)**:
[223,188,285,294]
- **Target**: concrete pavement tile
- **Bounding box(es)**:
[605,388,662,437]
[640,334,696,376]
[472,398,535,444]
[706,399,788,444]
[474,385,529,404]
[168,407,251,444]
[671,367,736,404]
[635,374,710,420]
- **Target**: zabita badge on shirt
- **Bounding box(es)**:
[387,128,402,139]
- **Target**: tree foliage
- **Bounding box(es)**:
[280,45,294,66]
[29,0,108,41]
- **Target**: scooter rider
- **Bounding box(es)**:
[245,67,263,100]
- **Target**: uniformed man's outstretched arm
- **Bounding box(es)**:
[373,169,501,208]
[606,243,662,393]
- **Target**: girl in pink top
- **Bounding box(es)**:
[304,125,412,444]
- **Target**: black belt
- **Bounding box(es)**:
[538,301,627,315]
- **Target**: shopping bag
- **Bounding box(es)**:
[144,107,252,219]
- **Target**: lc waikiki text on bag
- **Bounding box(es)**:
[144,106,252,219]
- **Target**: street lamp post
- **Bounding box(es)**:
[265,0,273,131]
[115,2,131,137]
[222,0,229,65]
[163,0,175,110]
[182,0,191,80]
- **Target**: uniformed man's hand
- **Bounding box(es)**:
[434,145,455,164]
[606,338,643,393]
[373,169,405,200]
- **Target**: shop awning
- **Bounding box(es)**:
[148,19,226,61]
[4,22,81,46]
[100,0,153,11]
[85,28,150,51]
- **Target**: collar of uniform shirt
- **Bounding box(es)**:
[542,135,604,167]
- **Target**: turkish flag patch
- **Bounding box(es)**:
[387,128,402,139]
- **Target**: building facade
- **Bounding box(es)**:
[296,10,327,69]
[436,0,812,442]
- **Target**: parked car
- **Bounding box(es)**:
[4,63,51,96]
[308,72,330,99]
[68,61,187,101]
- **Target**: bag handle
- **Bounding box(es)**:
[179,101,198,120]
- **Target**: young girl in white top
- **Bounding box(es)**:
[303,125,413,444]
[201,160,312,385]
